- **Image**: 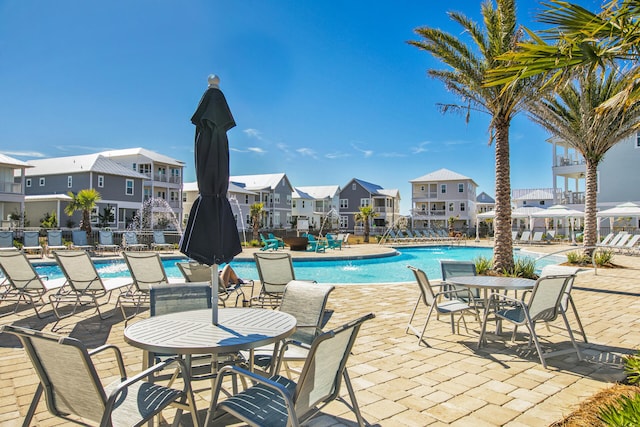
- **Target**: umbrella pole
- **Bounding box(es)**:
[211,264,219,325]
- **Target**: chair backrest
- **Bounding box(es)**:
[47,230,64,246]
[0,230,14,248]
[23,231,41,248]
[625,234,640,248]
[153,230,167,244]
[280,280,335,344]
[527,275,572,322]
[150,282,212,316]
[0,249,45,291]
[253,252,296,294]
[440,260,477,281]
[72,230,89,246]
[98,230,114,245]
[293,313,374,418]
[123,251,169,291]
[519,231,531,241]
[123,231,140,245]
[1,325,107,422]
[53,250,105,292]
[599,232,614,245]
[408,265,437,307]
[531,232,543,242]
[176,261,214,282]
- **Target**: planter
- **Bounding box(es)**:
[284,236,308,251]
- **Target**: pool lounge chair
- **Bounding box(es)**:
[306,234,327,252]
[176,261,253,307]
[253,252,315,308]
[96,230,120,255]
[0,250,66,318]
[122,231,148,251]
[596,232,615,246]
[71,230,93,251]
[515,230,531,244]
[325,233,343,250]
[1,324,199,427]
[45,230,67,256]
[151,230,174,252]
[51,250,132,330]
[260,233,280,251]
[268,233,285,249]
[21,231,43,258]
[0,231,14,251]
[530,231,544,244]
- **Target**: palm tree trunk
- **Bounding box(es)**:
[492,117,514,272]
[582,159,599,255]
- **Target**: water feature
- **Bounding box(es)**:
[31,246,563,284]
[229,195,247,245]
[128,197,182,233]
[318,208,339,237]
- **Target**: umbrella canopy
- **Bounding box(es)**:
[478,206,545,220]
[180,75,242,266]
[596,202,640,217]
[531,205,584,218]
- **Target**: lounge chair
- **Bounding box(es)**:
[119,251,182,323]
[325,233,343,250]
[623,234,640,254]
[515,230,531,244]
[250,280,335,377]
[406,266,479,345]
[151,230,174,252]
[208,313,375,427]
[0,230,14,252]
[603,232,628,248]
[71,230,93,251]
[260,233,280,251]
[268,233,286,249]
[610,233,632,252]
[96,230,120,255]
[21,231,43,258]
[530,231,544,244]
[306,234,327,252]
[45,230,67,256]
[545,230,556,243]
[253,252,315,308]
[122,231,148,251]
[176,261,253,307]
[597,232,615,246]
[1,324,199,427]
[512,231,519,241]
[0,249,66,318]
[50,250,132,330]
[478,274,583,368]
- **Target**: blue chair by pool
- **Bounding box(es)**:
[325,233,343,250]
[306,234,327,253]
[22,231,43,258]
[0,231,14,251]
[268,233,285,249]
[260,234,280,251]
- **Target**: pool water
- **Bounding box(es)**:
[32,246,562,284]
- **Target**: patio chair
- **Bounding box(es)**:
[151,230,174,252]
[512,231,519,241]
[540,267,588,343]
[176,261,254,307]
[0,249,66,318]
[325,233,343,250]
[0,230,14,251]
[515,230,531,244]
[1,324,199,427]
[440,260,482,306]
[478,274,583,368]
[122,231,148,251]
[624,234,640,255]
[545,230,556,243]
[306,234,327,253]
[96,230,120,255]
[406,266,479,346]
[337,232,350,247]
[260,233,280,251]
[50,250,132,330]
[119,251,182,323]
[70,230,93,251]
[250,280,335,377]
[45,230,67,256]
[253,252,314,308]
[268,233,286,249]
[21,231,43,258]
[530,231,544,244]
[208,313,375,427]
[597,232,615,246]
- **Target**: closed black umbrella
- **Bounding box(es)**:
[180,75,242,322]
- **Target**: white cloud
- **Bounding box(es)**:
[380,152,406,158]
[247,147,266,154]
[325,152,350,159]
[411,141,431,154]
[243,128,263,140]
[296,148,317,158]
[2,150,46,158]
[351,143,373,158]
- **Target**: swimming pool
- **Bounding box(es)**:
[32,246,562,284]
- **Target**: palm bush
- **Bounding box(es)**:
[599,351,640,426]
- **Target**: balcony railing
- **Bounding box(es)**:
[0,182,21,194]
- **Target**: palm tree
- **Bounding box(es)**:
[64,189,101,234]
[353,206,378,243]
[527,67,640,253]
[409,0,541,271]
[249,202,264,241]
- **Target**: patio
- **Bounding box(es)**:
[0,242,638,426]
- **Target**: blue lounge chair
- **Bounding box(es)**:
[306,234,327,253]
[22,231,43,258]
[325,233,343,250]
[260,234,280,251]
[0,231,14,251]
[268,233,285,249]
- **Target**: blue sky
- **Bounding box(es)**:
[0,0,601,214]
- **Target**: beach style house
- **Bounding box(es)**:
[339,178,400,233]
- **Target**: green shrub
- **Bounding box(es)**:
[594,249,614,266]
[598,350,640,425]
[625,352,640,386]
[473,256,493,275]
[501,257,537,279]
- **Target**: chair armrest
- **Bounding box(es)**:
[489,292,525,307]
[106,357,190,401]
[434,288,476,301]
[89,344,126,379]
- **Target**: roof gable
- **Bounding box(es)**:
[24,154,146,179]
[410,168,477,185]
[231,173,289,191]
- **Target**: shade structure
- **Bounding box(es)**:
[596,202,640,217]
[180,76,242,323]
[531,205,584,218]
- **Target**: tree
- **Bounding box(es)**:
[64,189,101,234]
[409,0,541,271]
[354,206,378,243]
[527,67,640,253]
[249,202,264,241]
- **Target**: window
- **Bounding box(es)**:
[292,200,297,208]
[26,178,31,187]
[360,198,370,207]
[39,177,45,187]
[420,185,425,192]
[458,183,464,193]
[170,191,179,202]
[301,200,305,208]
[274,193,280,204]
[540,200,545,205]
[441,184,446,194]
[132,163,137,171]
[340,216,348,228]
[98,175,104,188]
[144,188,152,201]
[182,193,187,202]
[286,195,291,205]
[340,199,348,209]
[139,164,151,175]
[157,191,166,199]
[637,132,640,148]
[125,179,134,195]
[460,203,465,212]
[449,203,454,212]
[421,204,426,211]
[352,183,356,190]
[67,176,73,188]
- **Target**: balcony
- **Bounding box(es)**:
[0,182,22,194]
[557,191,585,205]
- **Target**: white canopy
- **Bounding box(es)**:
[532,205,584,218]
[477,206,545,219]
[596,202,640,217]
